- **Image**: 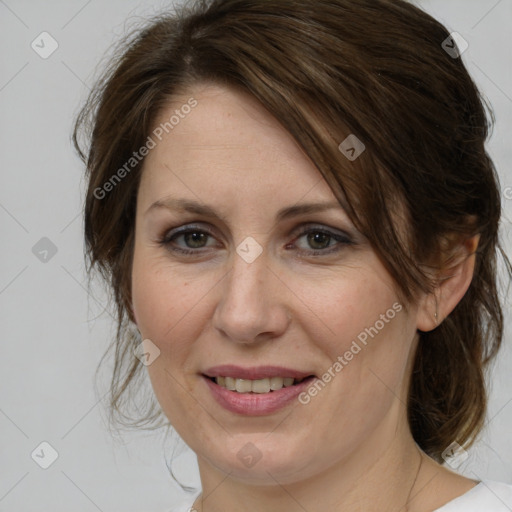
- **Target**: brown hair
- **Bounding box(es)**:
[74,0,511,463]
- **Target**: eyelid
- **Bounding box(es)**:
[161,223,216,242]
[289,224,353,254]
[291,223,353,243]
[161,222,351,242]
[293,222,351,236]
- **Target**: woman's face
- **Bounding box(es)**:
[131,83,422,484]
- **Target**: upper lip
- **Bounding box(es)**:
[203,365,315,380]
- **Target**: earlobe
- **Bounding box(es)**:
[416,234,480,332]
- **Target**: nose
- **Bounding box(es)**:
[212,249,291,344]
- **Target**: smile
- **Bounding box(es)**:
[201,366,317,415]
[211,376,308,393]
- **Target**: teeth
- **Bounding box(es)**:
[252,378,271,393]
[235,379,253,393]
[270,376,286,390]
[214,376,301,393]
[225,377,236,390]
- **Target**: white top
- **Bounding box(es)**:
[170,481,512,512]
[433,480,512,511]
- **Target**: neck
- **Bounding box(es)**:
[193,411,426,512]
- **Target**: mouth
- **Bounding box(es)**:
[203,375,315,393]
[201,365,318,415]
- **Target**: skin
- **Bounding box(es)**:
[131,83,480,512]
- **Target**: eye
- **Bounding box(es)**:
[158,223,353,257]
[290,226,353,256]
[159,225,219,255]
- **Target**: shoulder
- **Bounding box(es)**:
[435,480,512,511]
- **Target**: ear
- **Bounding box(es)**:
[416,233,480,332]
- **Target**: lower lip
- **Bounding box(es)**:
[202,375,316,416]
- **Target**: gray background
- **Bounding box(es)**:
[1,1,511,511]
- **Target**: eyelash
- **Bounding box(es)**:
[158,224,353,257]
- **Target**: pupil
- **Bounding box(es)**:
[185,232,207,248]
[308,232,330,249]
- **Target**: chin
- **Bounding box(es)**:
[199,436,327,486]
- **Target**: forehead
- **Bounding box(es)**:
[138,83,340,209]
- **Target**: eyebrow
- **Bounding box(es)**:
[146,197,346,223]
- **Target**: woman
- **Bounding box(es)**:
[73,0,512,510]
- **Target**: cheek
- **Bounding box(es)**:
[131,263,174,339]
[130,250,216,363]
[303,269,403,358]
[132,247,181,335]
[302,270,413,410]
[295,276,413,456]
[130,252,214,423]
